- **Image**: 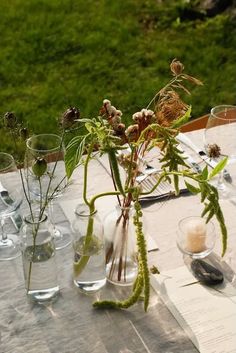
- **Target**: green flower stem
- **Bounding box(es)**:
[140,173,167,196]
[73,214,94,276]
[146,75,180,110]
[83,143,94,207]
[75,138,126,278]
[74,190,122,277]
[89,191,121,211]
[125,146,135,189]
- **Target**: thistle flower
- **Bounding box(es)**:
[206,143,221,159]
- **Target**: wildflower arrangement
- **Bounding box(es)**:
[1,111,76,294]
[64,59,227,311]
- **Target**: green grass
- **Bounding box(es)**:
[0,0,236,152]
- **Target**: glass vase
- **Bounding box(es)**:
[20,213,59,303]
[72,204,106,293]
[25,133,70,250]
[104,205,138,286]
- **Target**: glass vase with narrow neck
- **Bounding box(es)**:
[20,213,59,303]
[72,204,106,293]
[104,204,138,286]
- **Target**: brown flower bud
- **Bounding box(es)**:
[115,123,126,133]
[60,107,80,129]
[4,112,17,129]
[170,59,184,76]
[125,124,139,142]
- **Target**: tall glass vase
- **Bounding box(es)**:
[25,133,71,250]
[104,205,138,286]
[72,204,106,293]
[20,213,59,303]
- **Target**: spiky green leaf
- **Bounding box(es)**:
[184,181,201,194]
[201,165,208,180]
[170,106,192,129]
[208,157,228,180]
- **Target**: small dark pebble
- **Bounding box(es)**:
[191,259,224,285]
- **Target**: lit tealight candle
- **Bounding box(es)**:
[185,218,207,253]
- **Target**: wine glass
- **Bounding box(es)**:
[0,152,23,260]
[204,105,236,197]
[176,216,216,259]
[24,133,71,250]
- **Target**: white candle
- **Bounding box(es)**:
[185,218,207,253]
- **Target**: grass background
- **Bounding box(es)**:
[0,0,236,152]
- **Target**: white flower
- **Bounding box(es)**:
[103,99,111,106]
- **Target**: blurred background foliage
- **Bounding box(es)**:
[0,0,236,152]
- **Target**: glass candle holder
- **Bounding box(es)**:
[176,216,216,259]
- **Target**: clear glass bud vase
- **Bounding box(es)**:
[104,205,138,286]
[20,213,59,303]
[72,204,106,293]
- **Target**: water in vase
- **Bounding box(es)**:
[22,240,59,303]
[73,236,106,293]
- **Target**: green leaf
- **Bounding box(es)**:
[201,165,208,180]
[208,157,228,180]
[184,181,200,194]
[85,122,94,133]
[201,203,211,218]
[65,135,88,178]
[200,183,207,202]
[170,106,192,129]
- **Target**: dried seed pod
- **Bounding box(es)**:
[32,158,47,177]
[4,112,17,129]
[170,59,184,76]
[20,127,29,140]
[60,107,80,129]
[206,144,221,159]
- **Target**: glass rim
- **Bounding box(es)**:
[178,216,215,235]
[26,133,62,153]
[24,213,47,224]
[210,105,236,121]
[0,152,16,172]
[75,203,97,217]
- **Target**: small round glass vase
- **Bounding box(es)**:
[72,204,106,293]
[20,213,60,303]
[176,216,216,259]
[104,205,138,286]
